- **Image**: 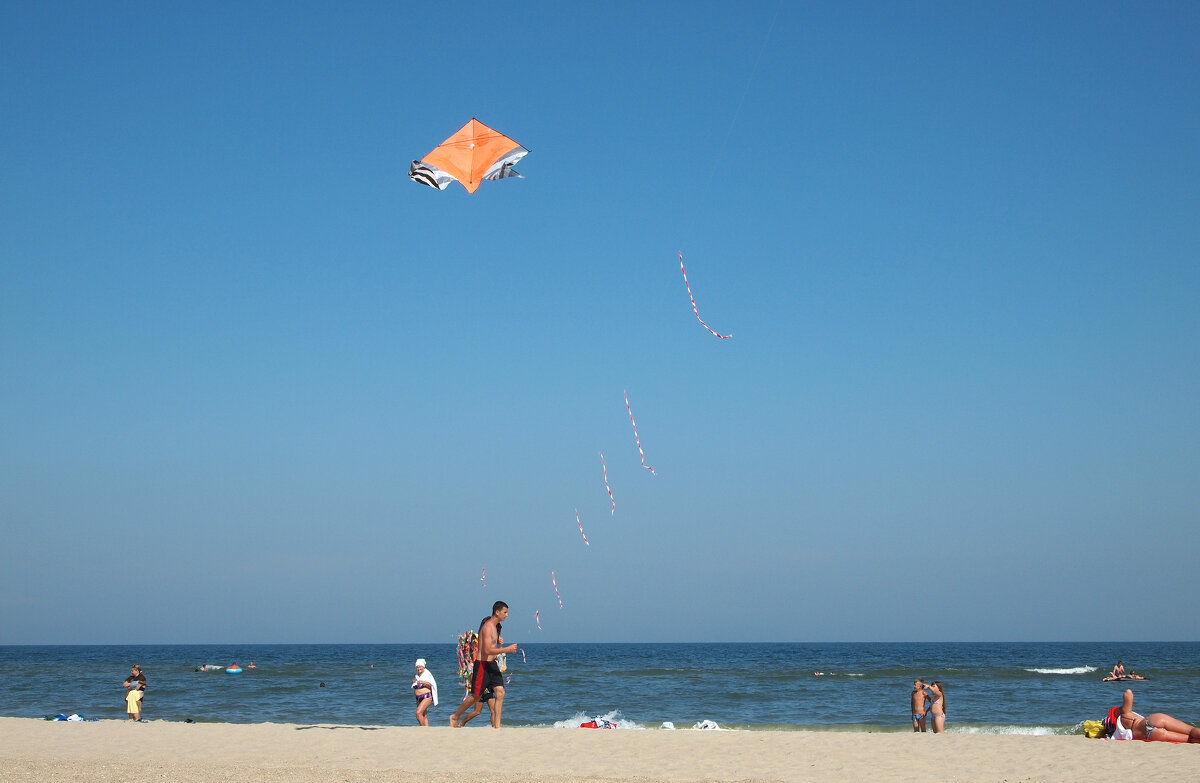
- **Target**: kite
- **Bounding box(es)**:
[480,566,486,587]
[680,252,732,339]
[551,571,563,608]
[534,610,542,630]
[520,647,526,663]
[599,451,615,514]
[624,390,657,476]
[409,118,528,194]
[575,508,590,546]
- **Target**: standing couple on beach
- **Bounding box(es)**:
[448,601,519,728]
[911,679,946,733]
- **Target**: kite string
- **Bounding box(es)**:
[682,0,785,248]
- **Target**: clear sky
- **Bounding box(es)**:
[2,1,1197,645]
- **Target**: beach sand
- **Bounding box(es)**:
[4,717,1199,783]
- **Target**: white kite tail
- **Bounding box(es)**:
[680,251,732,339]
[624,390,657,476]
[575,508,590,546]
[599,451,615,514]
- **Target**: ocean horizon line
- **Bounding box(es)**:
[3,639,1195,647]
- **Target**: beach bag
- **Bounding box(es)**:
[1082,719,1105,738]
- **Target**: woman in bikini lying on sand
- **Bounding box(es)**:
[1105,689,1200,742]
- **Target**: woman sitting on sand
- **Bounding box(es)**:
[1105,689,1200,742]
[928,681,947,733]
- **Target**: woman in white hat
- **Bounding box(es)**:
[412,658,438,726]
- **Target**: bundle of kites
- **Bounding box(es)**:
[455,630,478,689]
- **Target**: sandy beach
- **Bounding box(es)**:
[4,717,1199,783]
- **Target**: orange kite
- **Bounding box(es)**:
[409,119,528,194]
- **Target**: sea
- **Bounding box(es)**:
[3,642,1198,732]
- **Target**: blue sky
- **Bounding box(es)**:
[2,1,1197,644]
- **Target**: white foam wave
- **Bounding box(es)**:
[1024,666,1098,675]
[552,710,645,729]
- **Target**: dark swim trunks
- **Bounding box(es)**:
[471,660,504,698]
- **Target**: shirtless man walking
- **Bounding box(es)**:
[450,601,518,728]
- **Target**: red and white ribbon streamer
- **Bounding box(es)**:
[575,508,590,546]
[480,566,486,587]
[520,647,526,663]
[680,251,731,339]
[534,610,542,630]
[624,390,657,476]
[551,571,563,608]
[599,451,615,514]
